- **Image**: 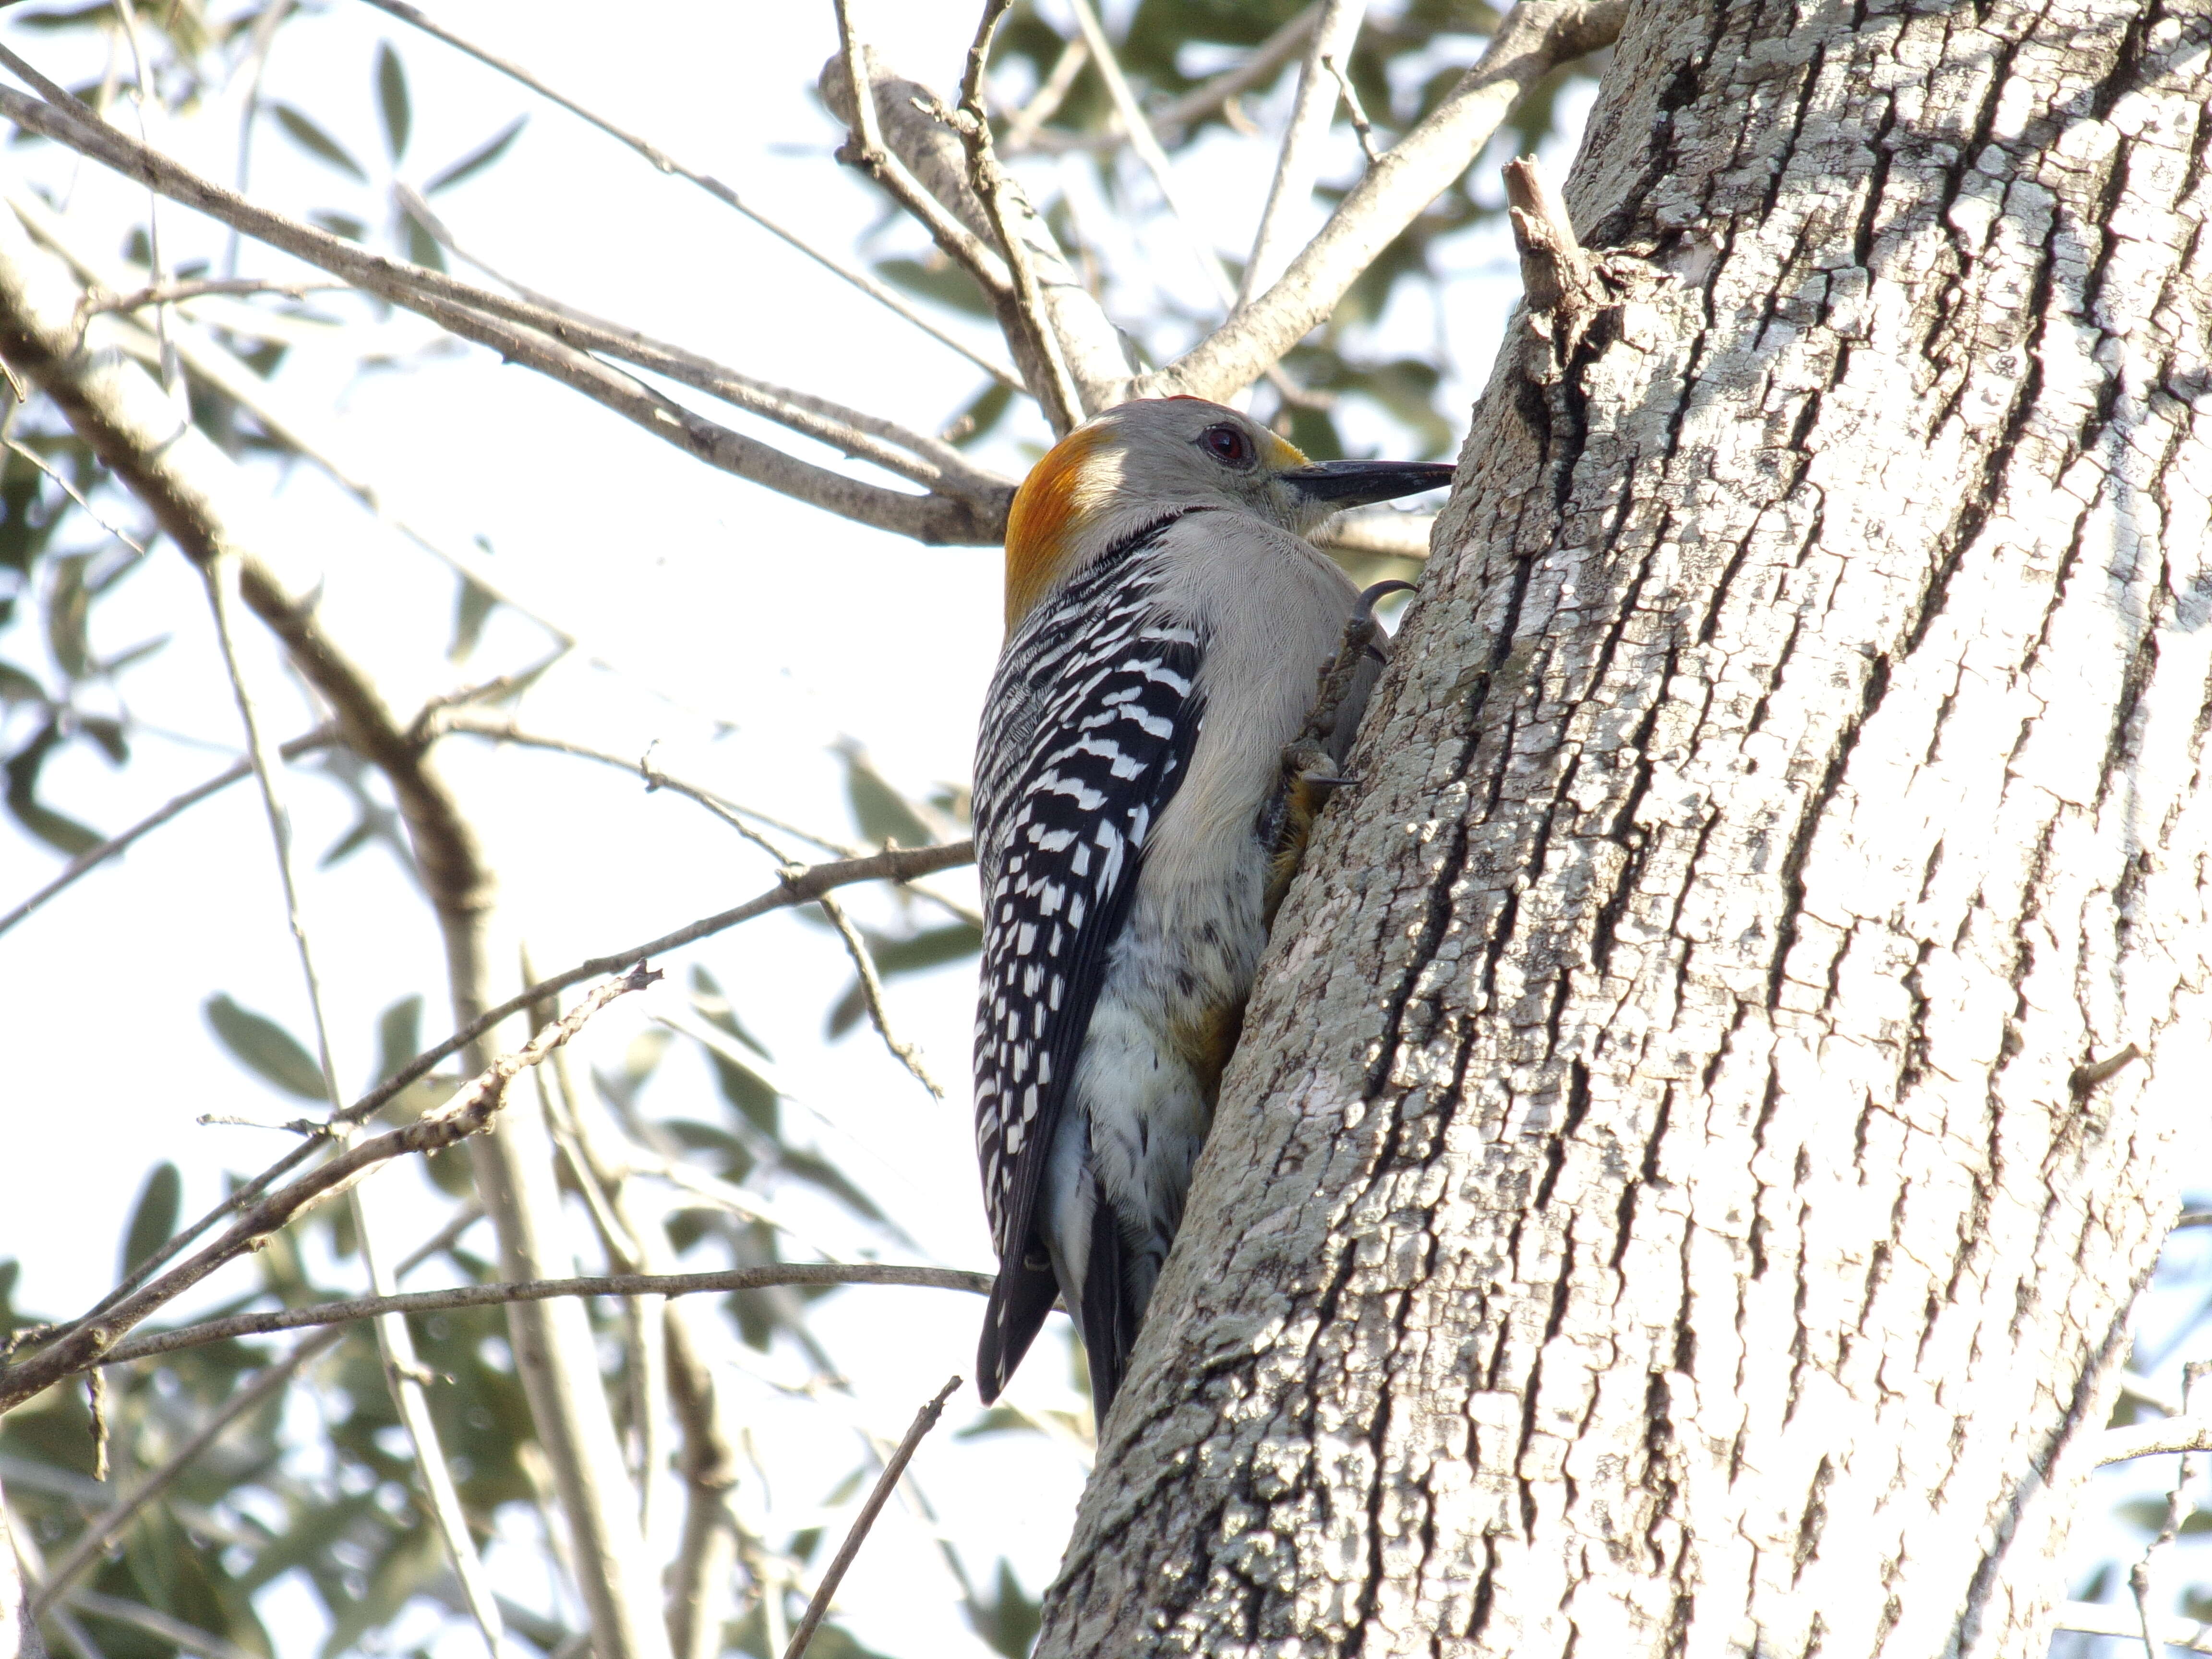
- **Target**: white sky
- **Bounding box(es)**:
[0,3,2194,1656]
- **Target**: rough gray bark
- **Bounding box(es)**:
[1035,0,2212,1656]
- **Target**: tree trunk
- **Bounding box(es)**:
[1035,0,2212,1654]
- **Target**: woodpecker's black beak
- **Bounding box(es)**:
[1278,458,1455,507]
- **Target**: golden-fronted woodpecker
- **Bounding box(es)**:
[970,395,1452,1422]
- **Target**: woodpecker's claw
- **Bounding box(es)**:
[1354,578,1417,625]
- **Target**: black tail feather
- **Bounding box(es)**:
[1075,1208,1135,1426]
[976,1256,1060,1405]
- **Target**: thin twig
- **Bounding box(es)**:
[1321,53,1380,164]
[205,549,506,1659]
[394,181,1011,501]
[781,1377,962,1659]
[825,9,1016,309]
[945,0,1082,433]
[46,839,973,1368]
[814,889,943,1099]
[28,1330,338,1616]
[1241,0,1367,307]
[24,1208,478,1619]
[999,34,1088,154]
[356,0,1022,388]
[343,839,976,1130]
[79,276,344,317]
[0,970,656,1412]
[0,67,1008,543]
[1066,0,1238,311]
[1132,0,1629,401]
[2134,1363,2212,1659]
[1009,5,1319,154]
[2,436,146,553]
[89,1269,992,1370]
[84,1371,107,1483]
[2051,1601,2212,1653]
[437,711,987,924]
[0,725,336,940]
[2093,1417,2212,1466]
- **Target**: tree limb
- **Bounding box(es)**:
[356,0,1030,388]
[0,968,655,1414]
[0,72,1008,544]
[949,0,1082,434]
[86,1266,992,1371]
[345,838,976,1130]
[1133,0,1626,402]
[1240,0,1368,307]
[818,48,1132,415]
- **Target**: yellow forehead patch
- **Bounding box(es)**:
[1265,433,1309,470]
[1004,423,1118,628]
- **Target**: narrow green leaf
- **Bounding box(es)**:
[374,995,422,1085]
[205,993,326,1100]
[45,552,89,680]
[120,1162,182,1278]
[3,720,100,854]
[446,576,497,666]
[402,209,446,273]
[77,715,127,765]
[307,211,368,242]
[318,816,376,867]
[374,43,409,160]
[0,661,46,705]
[827,922,981,1036]
[93,632,168,676]
[834,738,936,849]
[425,115,527,194]
[270,104,368,181]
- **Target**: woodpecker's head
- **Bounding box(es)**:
[1001,396,1454,626]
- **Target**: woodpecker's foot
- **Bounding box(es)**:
[1298,579,1415,747]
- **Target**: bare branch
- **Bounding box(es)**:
[999,34,1088,154]
[2093,1415,2212,1467]
[0,725,334,941]
[78,276,343,317]
[1010,6,1319,156]
[1240,0,1367,307]
[0,75,1007,543]
[949,0,1082,434]
[815,889,944,1100]
[826,8,1016,312]
[89,1267,991,1370]
[357,0,1023,388]
[2049,1600,2212,1654]
[1066,0,1238,311]
[200,549,507,1659]
[0,969,656,1413]
[345,838,976,1131]
[395,182,1013,505]
[781,1378,962,1659]
[1134,0,1627,402]
[0,1497,47,1659]
[818,51,1131,414]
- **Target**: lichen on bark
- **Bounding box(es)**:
[1034,0,2212,1654]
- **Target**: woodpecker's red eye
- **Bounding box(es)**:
[1198,423,1254,468]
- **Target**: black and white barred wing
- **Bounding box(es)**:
[971,567,1206,1277]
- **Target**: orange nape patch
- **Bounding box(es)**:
[1004,423,1113,628]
